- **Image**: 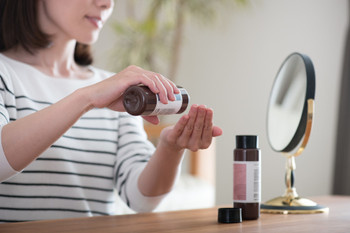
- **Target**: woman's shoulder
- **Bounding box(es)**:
[0,53,34,77]
[0,53,11,70]
[0,53,16,82]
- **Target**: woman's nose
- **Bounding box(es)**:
[95,0,113,9]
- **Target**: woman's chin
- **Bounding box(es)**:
[77,32,100,45]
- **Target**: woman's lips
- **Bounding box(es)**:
[85,16,103,28]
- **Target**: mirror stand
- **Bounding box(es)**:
[261,99,329,214]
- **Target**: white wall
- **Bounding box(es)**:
[93,0,348,206]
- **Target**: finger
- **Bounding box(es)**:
[157,74,180,101]
[142,71,176,103]
[132,66,176,104]
[177,105,198,146]
[124,66,177,104]
[126,66,162,99]
[140,71,168,104]
[122,65,159,94]
[140,73,159,93]
[212,126,223,137]
[167,114,190,143]
[156,74,175,101]
[188,105,207,148]
[142,115,160,125]
[153,74,169,104]
[201,108,214,145]
[160,74,180,94]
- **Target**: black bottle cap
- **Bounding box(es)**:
[236,135,258,149]
[123,86,149,115]
[218,208,242,223]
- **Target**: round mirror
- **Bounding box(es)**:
[267,52,315,152]
[261,53,328,214]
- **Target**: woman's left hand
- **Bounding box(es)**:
[138,104,222,196]
[159,104,223,152]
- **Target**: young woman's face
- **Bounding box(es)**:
[39,0,114,44]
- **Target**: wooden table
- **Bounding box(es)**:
[0,196,349,233]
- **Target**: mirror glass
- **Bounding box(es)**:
[267,53,315,152]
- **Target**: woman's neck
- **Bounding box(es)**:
[3,40,92,80]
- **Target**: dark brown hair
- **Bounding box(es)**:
[0,0,93,66]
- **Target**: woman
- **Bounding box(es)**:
[0,0,222,222]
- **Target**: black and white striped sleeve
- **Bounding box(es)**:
[0,71,19,181]
[114,114,167,212]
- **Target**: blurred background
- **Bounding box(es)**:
[92,0,348,211]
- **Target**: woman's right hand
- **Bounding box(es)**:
[83,65,179,121]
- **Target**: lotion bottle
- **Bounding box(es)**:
[233,135,261,220]
[123,85,189,116]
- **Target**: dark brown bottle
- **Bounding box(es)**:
[233,135,261,220]
[123,85,189,116]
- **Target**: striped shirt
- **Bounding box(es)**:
[0,54,164,222]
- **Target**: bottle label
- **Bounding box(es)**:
[149,91,183,115]
[233,161,261,203]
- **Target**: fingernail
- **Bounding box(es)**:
[162,96,168,104]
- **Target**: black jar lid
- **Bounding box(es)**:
[218,207,242,223]
[236,135,258,149]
